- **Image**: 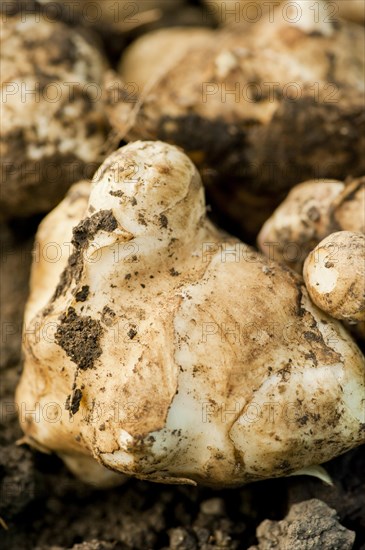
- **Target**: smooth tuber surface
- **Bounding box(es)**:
[303,231,365,323]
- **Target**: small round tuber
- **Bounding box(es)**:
[258,177,365,273]
[303,231,365,323]
[257,180,345,272]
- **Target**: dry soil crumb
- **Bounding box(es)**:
[249,498,355,550]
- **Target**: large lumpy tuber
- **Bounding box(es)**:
[107,0,365,237]
[17,141,365,488]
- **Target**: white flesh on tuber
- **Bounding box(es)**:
[17,142,365,488]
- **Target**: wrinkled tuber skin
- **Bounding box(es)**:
[108,0,365,237]
[258,177,365,273]
[303,231,365,323]
[17,141,365,488]
[0,15,108,219]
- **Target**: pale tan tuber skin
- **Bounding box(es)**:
[257,180,345,273]
[0,15,108,219]
[17,141,365,488]
[258,177,365,273]
[330,177,365,235]
[118,27,216,91]
[303,231,365,323]
[107,0,365,238]
[25,181,91,326]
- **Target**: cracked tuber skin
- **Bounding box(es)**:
[17,141,365,488]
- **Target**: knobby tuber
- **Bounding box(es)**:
[257,176,365,273]
[106,0,365,237]
[17,141,365,488]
